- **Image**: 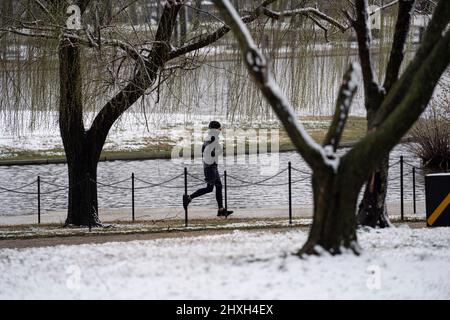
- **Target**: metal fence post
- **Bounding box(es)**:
[184,167,188,227]
[412,166,416,214]
[132,172,135,221]
[288,162,292,225]
[224,170,228,215]
[87,172,91,232]
[37,176,41,224]
[400,156,404,221]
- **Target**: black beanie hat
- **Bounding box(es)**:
[208,121,221,129]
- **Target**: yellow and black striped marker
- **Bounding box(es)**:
[427,192,450,227]
[426,173,449,227]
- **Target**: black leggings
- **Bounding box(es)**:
[190,165,223,209]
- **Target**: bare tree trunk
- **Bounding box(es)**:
[357,155,391,227]
[65,144,101,226]
[58,1,183,226]
[358,108,390,227]
[300,168,361,255]
[59,38,102,226]
[215,0,450,256]
[354,0,415,228]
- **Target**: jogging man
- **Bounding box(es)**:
[183,121,233,217]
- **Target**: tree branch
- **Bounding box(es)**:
[370,0,399,15]
[213,0,330,171]
[353,0,383,111]
[373,0,450,127]
[87,0,183,152]
[33,0,58,24]
[110,0,140,22]
[323,63,360,151]
[0,27,57,40]
[383,0,415,93]
[184,3,225,24]
[2,24,146,62]
[169,0,278,60]
[346,1,450,182]
[262,7,347,32]
[69,30,142,60]
[308,15,330,42]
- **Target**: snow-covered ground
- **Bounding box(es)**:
[1,226,449,299]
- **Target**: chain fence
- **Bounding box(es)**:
[0,156,428,225]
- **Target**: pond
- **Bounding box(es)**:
[0,144,424,217]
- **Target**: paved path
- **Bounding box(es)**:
[0,227,306,249]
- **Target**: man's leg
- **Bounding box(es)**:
[214,178,223,209]
[183,183,213,210]
[213,167,233,216]
[190,183,214,199]
[183,166,215,209]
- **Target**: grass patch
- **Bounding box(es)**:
[279,116,367,150]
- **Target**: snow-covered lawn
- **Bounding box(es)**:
[0,226,449,299]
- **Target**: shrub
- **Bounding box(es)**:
[408,78,450,171]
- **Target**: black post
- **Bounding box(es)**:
[400,156,404,221]
[413,166,416,214]
[184,167,188,227]
[87,172,91,232]
[132,172,135,222]
[37,176,41,224]
[224,170,228,218]
[288,162,292,225]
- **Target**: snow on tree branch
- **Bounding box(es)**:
[213,0,340,171]
[323,63,361,152]
[262,7,347,32]
[370,0,399,16]
[353,0,384,105]
[169,0,278,60]
[383,0,415,92]
[348,1,450,171]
